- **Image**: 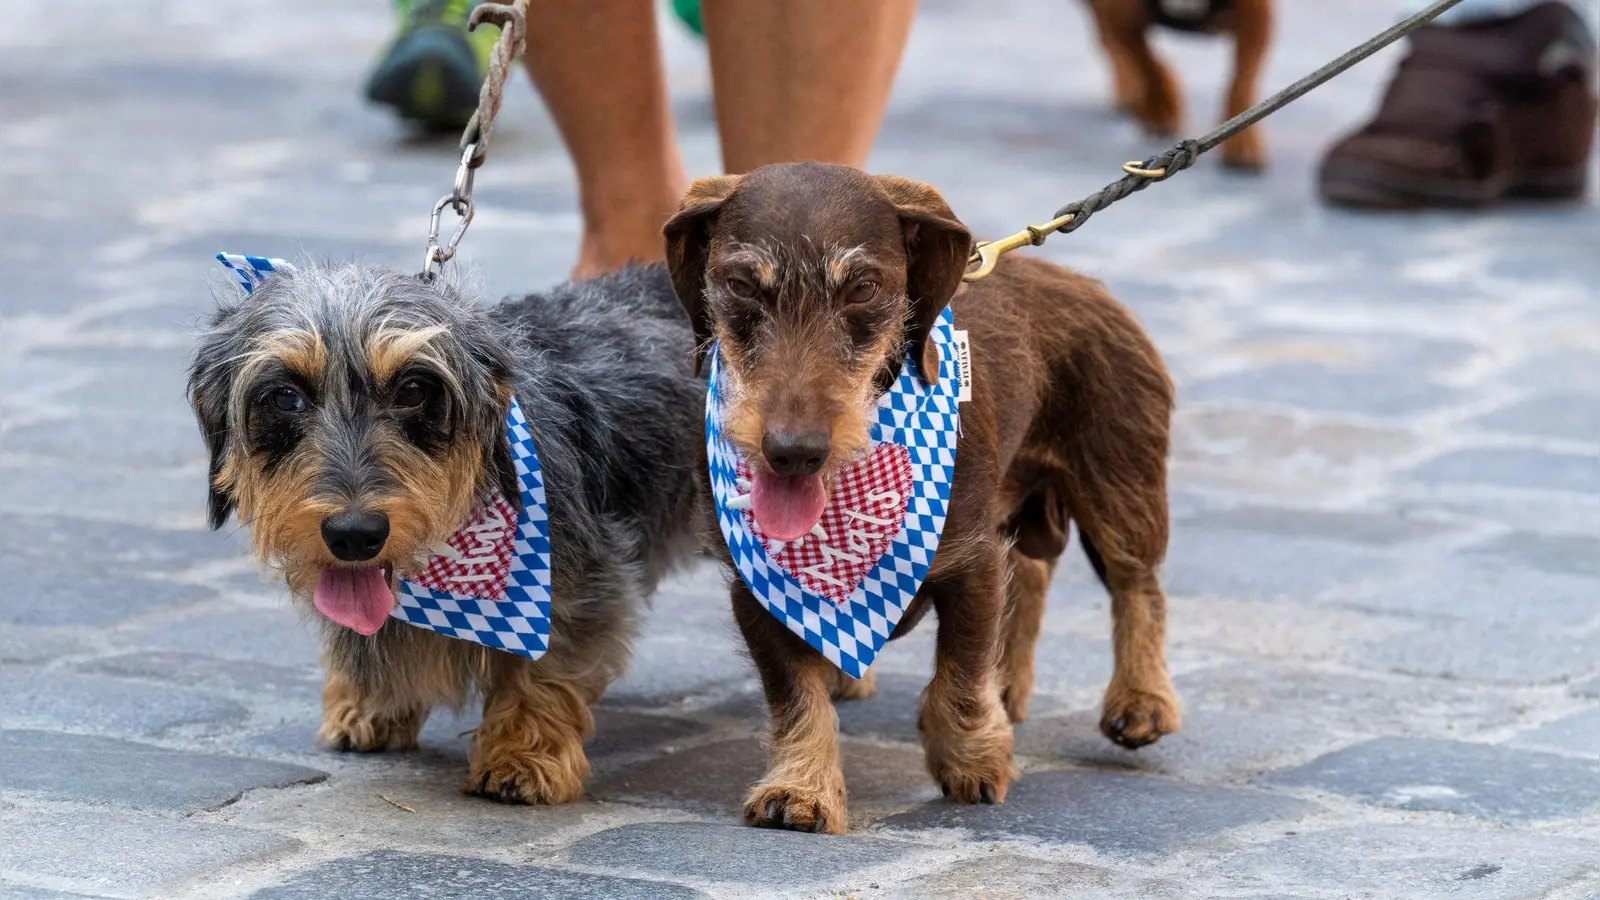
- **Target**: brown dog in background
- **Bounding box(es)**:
[664,162,1180,834]
[1087,0,1274,170]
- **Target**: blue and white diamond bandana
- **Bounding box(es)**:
[217,252,295,290]
[706,307,962,678]
[392,397,553,661]
[217,251,553,660]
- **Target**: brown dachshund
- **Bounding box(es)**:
[1087,0,1274,170]
[663,162,1180,833]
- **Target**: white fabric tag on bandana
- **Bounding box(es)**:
[217,252,554,660]
[951,329,973,403]
[706,307,961,678]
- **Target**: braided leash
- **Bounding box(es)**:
[964,0,1469,281]
[420,0,528,281]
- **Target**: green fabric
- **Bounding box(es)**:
[671,0,704,38]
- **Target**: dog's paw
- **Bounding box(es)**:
[828,667,877,702]
[743,782,848,834]
[1220,128,1267,172]
[465,737,588,805]
[921,692,1017,805]
[316,688,422,753]
[999,678,1032,724]
[1100,680,1181,749]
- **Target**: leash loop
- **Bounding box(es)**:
[962,0,1467,282]
[419,1,527,281]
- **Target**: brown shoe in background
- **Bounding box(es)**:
[1319,2,1596,209]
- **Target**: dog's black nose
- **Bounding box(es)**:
[321,511,390,562]
[762,428,830,477]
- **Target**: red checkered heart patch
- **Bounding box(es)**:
[405,494,518,600]
[738,443,913,605]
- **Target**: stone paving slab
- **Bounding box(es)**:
[878,854,1184,900]
[77,652,323,701]
[559,822,918,888]
[247,851,709,900]
[0,887,115,900]
[0,804,302,900]
[1014,708,1337,782]
[878,770,1312,858]
[1213,825,1600,900]
[1262,737,1600,823]
[0,730,326,814]
[1511,708,1600,757]
[0,671,249,739]
[590,737,940,821]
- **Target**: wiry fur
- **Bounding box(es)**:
[664,163,1180,834]
[187,262,702,802]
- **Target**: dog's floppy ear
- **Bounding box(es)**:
[186,325,241,530]
[873,175,973,386]
[489,433,523,514]
[471,349,526,515]
[662,175,742,375]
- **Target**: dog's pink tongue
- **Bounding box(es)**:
[750,471,828,542]
[313,567,393,635]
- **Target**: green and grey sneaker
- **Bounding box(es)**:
[365,0,499,132]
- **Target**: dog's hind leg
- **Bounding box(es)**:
[1087,0,1183,135]
[998,550,1055,723]
[1074,504,1180,749]
[1220,0,1274,170]
[826,666,877,702]
[918,533,1018,805]
[466,655,596,805]
[734,581,849,834]
[1089,2,1145,111]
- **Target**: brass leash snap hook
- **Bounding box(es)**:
[963,211,1076,282]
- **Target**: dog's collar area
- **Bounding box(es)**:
[393,395,554,661]
[705,306,961,677]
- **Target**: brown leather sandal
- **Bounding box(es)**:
[1319,2,1596,209]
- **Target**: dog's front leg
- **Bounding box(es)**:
[316,650,427,753]
[733,582,849,834]
[465,656,594,804]
[919,537,1018,804]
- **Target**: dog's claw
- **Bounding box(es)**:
[940,780,952,799]
[980,783,997,804]
[765,799,784,824]
[811,814,827,834]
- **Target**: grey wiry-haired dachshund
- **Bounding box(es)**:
[186,262,702,802]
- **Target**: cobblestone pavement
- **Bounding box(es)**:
[3,0,1598,897]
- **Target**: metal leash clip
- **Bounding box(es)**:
[964,212,1076,282]
[421,143,479,281]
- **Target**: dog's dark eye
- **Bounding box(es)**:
[724,277,759,301]
[844,281,879,305]
[393,377,433,409]
[270,386,305,413]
